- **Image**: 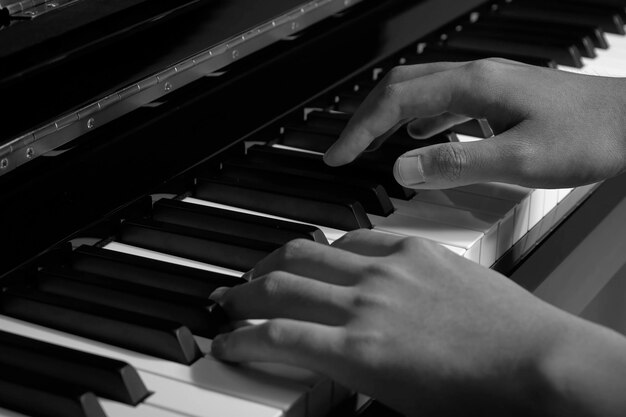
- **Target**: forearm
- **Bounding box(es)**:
[539,316,626,417]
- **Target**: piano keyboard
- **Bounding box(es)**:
[0,1,624,416]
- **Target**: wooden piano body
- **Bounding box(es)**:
[1,0,626,416]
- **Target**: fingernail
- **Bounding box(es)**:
[241,268,255,282]
[394,153,426,187]
[211,333,229,358]
[208,287,229,303]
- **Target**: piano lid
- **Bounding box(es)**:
[0,0,364,177]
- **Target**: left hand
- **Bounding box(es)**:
[209,230,580,416]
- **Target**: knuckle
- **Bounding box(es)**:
[385,66,408,84]
[381,82,402,103]
[262,320,290,347]
[260,272,288,299]
[280,238,311,261]
[342,328,385,366]
[394,236,430,254]
[433,143,469,182]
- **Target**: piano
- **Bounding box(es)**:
[1,0,626,416]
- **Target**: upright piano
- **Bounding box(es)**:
[1,0,626,416]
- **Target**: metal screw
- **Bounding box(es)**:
[232,49,240,60]
[0,159,8,169]
[291,21,299,31]
[26,147,34,159]
[164,82,172,92]
[87,117,95,129]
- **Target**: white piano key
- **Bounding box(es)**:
[455,133,483,142]
[454,182,532,246]
[0,408,29,417]
[543,189,560,214]
[413,189,516,256]
[198,337,335,417]
[100,400,186,417]
[140,372,283,417]
[183,197,345,243]
[370,213,483,264]
[528,189,545,230]
[557,188,573,203]
[0,316,309,417]
[104,241,242,277]
[391,198,499,266]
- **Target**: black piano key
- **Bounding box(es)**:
[451,119,492,139]
[500,2,625,35]
[70,245,244,297]
[306,110,351,133]
[0,330,148,405]
[36,268,225,338]
[0,364,105,417]
[220,158,395,216]
[0,288,201,364]
[533,0,626,23]
[281,125,336,153]
[403,45,557,67]
[118,219,278,272]
[195,177,372,230]
[246,144,415,200]
[469,18,596,58]
[153,198,328,244]
[486,15,608,49]
[446,33,583,67]
[334,92,367,114]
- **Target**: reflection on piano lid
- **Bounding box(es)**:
[2,0,626,416]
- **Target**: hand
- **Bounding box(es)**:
[323,59,626,189]
[209,230,626,416]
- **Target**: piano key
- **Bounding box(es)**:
[248,144,415,200]
[454,183,534,243]
[370,213,483,264]
[0,408,29,417]
[195,177,372,230]
[391,198,500,266]
[118,219,278,272]
[413,189,517,256]
[104,241,243,276]
[0,316,313,417]
[531,0,626,24]
[281,125,337,153]
[446,33,583,67]
[500,2,625,35]
[406,45,558,67]
[0,364,105,417]
[0,288,201,364]
[450,119,493,138]
[36,268,226,339]
[70,245,245,297]
[183,197,349,243]
[100,400,186,417]
[219,158,394,216]
[485,15,608,49]
[152,198,328,244]
[182,197,467,259]
[469,18,596,58]
[0,330,148,405]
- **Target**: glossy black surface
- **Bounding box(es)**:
[0,0,486,276]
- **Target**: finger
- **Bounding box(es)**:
[392,129,528,189]
[324,59,525,166]
[331,229,404,257]
[215,271,352,325]
[407,114,471,139]
[211,319,346,377]
[245,238,365,285]
[324,63,470,166]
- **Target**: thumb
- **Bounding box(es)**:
[393,139,515,189]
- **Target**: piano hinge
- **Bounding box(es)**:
[1,0,79,19]
[0,0,365,177]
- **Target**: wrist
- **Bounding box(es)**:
[537,315,626,417]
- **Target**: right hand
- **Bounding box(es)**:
[323,59,626,189]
